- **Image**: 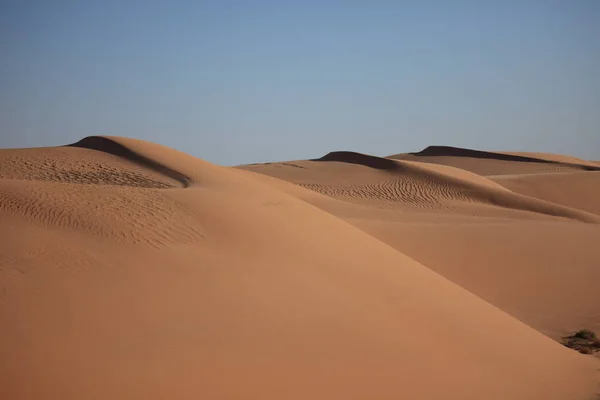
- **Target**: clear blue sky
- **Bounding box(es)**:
[1,1,599,165]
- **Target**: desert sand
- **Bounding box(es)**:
[1,136,599,399]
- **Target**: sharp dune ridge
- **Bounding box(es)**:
[387,146,600,176]
[315,151,404,170]
[391,145,600,171]
[1,136,599,399]
[245,150,600,223]
[68,136,193,187]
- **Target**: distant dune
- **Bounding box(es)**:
[244,151,599,223]
[499,151,600,169]
[387,145,600,176]
[1,138,599,399]
[493,171,600,215]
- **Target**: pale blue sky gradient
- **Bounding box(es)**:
[1,1,599,165]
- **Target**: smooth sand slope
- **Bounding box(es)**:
[1,137,599,399]
[492,171,600,215]
[240,149,600,341]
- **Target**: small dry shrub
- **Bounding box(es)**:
[562,329,600,355]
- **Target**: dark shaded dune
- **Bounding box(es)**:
[315,151,402,170]
[69,136,191,187]
[410,146,561,163]
[389,146,600,171]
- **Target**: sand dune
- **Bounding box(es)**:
[1,138,599,399]
[500,151,600,169]
[493,171,600,215]
[243,151,600,222]
[241,148,600,339]
[388,145,600,176]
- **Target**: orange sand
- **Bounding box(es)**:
[1,137,599,399]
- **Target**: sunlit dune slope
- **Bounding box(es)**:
[1,137,598,399]
[493,171,600,215]
[500,151,600,169]
[240,149,600,341]
[241,151,599,223]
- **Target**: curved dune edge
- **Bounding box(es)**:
[68,135,234,186]
[389,145,600,171]
[1,137,599,399]
[500,151,600,169]
[245,151,600,223]
[316,151,405,170]
[0,142,179,189]
[239,149,600,345]
[493,171,600,216]
[0,136,220,247]
[68,136,192,187]
[387,146,600,176]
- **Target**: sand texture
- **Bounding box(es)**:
[1,136,599,399]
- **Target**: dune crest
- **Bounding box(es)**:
[396,145,600,170]
[243,151,600,223]
[240,147,600,344]
[388,145,600,175]
[1,137,599,399]
[69,136,192,187]
[316,151,403,170]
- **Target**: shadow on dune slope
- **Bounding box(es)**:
[389,146,600,171]
[68,136,191,187]
[246,150,600,223]
[314,151,403,171]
